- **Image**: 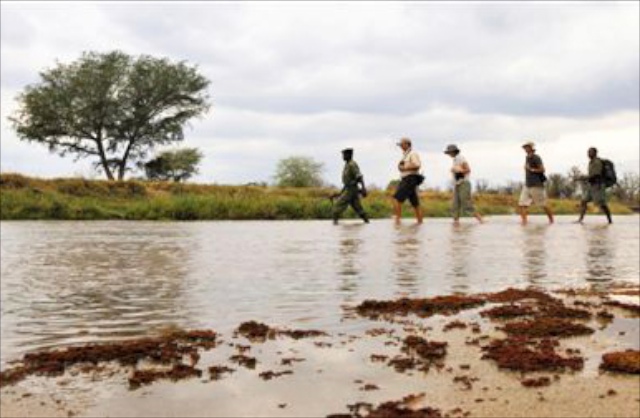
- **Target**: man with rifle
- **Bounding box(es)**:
[575,147,613,224]
[331,148,370,225]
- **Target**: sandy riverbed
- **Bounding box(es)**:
[1,285,638,418]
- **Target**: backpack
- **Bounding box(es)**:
[601,158,617,188]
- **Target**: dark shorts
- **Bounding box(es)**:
[393,174,423,207]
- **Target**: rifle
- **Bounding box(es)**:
[329,185,368,201]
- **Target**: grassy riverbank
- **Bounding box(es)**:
[0,173,634,220]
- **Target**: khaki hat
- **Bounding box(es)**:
[522,141,535,150]
[396,137,412,146]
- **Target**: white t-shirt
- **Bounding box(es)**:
[452,154,470,182]
[399,149,422,178]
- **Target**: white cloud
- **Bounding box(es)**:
[1,1,638,187]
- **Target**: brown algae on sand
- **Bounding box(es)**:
[0,329,218,388]
[601,350,640,374]
[355,295,486,319]
[235,321,328,342]
[2,285,639,417]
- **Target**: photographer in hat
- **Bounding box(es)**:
[444,144,484,225]
[392,137,424,225]
[518,141,554,225]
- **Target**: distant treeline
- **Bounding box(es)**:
[0,173,634,221]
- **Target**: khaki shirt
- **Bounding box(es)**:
[399,149,422,178]
[452,154,470,184]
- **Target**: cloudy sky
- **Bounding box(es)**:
[1,1,639,189]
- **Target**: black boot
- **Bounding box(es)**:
[602,205,612,224]
[360,213,370,224]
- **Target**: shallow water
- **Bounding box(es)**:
[1,215,639,366]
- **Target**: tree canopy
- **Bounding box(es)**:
[143,148,203,182]
[274,156,325,188]
[9,51,211,180]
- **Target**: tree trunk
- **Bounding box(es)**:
[117,138,135,181]
[103,161,115,181]
[96,137,114,180]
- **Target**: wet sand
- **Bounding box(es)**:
[1,284,639,418]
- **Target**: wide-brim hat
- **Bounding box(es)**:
[396,137,412,146]
[444,144,460,154]
[522,141,536,150]
[341,148,353,154]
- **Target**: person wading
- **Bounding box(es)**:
[331,148,369,225]
[518,141,554,225]
[444,144,484,225]
[575,147,613,224]
[393,137,424,225]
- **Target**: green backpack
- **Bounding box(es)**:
[601,159,617,188]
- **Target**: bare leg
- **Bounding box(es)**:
[519,206,528,225]
[474,212,484,224]
[393,199,402,225]
[543,206,554,224]
[575,201,588,224]
[414,205,423,224]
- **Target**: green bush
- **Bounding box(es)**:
[0,174,635,220]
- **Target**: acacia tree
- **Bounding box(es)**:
[9,51,211,180]
[274,156,325,187]
[143,148,203,182]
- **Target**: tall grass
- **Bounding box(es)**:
[0,173,633,221]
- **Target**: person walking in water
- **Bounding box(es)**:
[331,148,369,225]
[575,147,613,224]
[518,141,554,225]
[444,144,483,225]
[393,137,424,225]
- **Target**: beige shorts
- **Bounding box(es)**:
[519,186,547,207]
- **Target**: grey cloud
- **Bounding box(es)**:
[2,2,638,187]
[8,2,631,119]
[0,4,36,48]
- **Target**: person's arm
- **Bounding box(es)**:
[453,160,471,174]
[401,152,421,171]
[358,176,367,197]
[331,164,349,198]
[530,163,545,173]
[352,163,367,196]
[526,156,545,173]
[330,186,346,199]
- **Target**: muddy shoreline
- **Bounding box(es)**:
[2,285,639,418]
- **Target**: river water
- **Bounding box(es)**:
[1,216,639,366]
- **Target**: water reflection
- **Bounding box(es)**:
[392,225,422,295]
[1,217,639,366]
[2,224,192,358]
[585,226,615,281]
[521,225,548,285]
[446,224,475,293]
[336,225,364,302]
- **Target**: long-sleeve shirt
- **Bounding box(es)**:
[342,160,362,189]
